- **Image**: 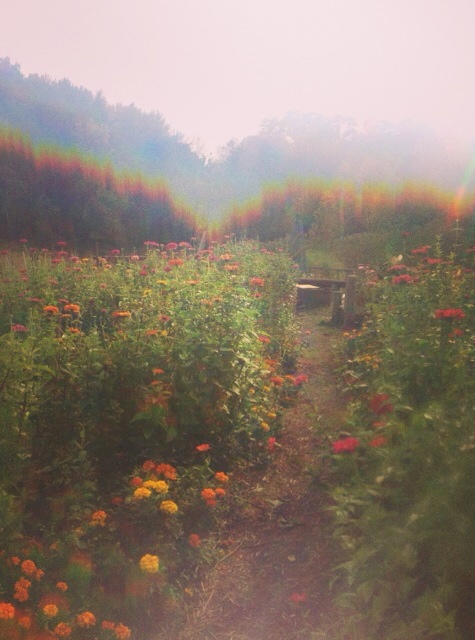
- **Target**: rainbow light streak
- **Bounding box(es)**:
[0,128,200,237]
[451,147,475,220]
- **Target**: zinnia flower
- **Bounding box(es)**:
[434,308,465,320]
[332,437,360,453]
[139,554,159,574]
[43,305,59,314]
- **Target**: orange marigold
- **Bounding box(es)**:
[43,604,59,618]
[114,622,132,639]
[20,559,37,576]
[0,602,15,619]
[76,611,96,628]
[43,305,59,314]
[56,582,68,592]
[53,622,72,637]
[90,510,108,526]
[215,472,229,483]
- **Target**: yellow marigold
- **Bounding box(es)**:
[0,602,15,619]
[139,554,159,574]
[159,500,178,514]
[43,604,59,618]
[114,622,132,639]
[267,411,277,419]
[215,472,229,483]
[133,486,152,500]
[260,421,270,431]
[76,611,96,628]
[90,510,108,526]
[143,480,169,494]
[53,622,72,637]
[20,559,37,576]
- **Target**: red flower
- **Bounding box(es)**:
[369,393,393,415]
[332,437,359,453]
[188,533,201,548]
[369,436,387,448]
[392,274,415,284]
[289,592,307,603]
[434,308,465,320]
[196,444,210,452]
[267,437,277,452]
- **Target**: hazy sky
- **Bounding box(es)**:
[1,0,474,154]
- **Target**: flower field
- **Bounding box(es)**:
[0,239,299,639]
[327,240,475,639]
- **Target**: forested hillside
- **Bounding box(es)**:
[2,57,473,225]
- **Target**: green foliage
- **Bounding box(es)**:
[325,238,475,639]
[0,240,298,638]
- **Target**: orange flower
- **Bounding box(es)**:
[63,304,80,313]
[90,510,108,526]
[111,310,131,318]
[43,305,59,314]
[18,614,32,628]
[196,444,210,452]
[0,602,15,619]
[114,622,132,639]
[215,487,226,497]
[43,604,59,618]
[188,533,201,548]
[215,472,229,483]
[201,488,216,506]
[21,559,37,576]
[56,582,68,592]
[53,622,72,637]
[76,611,96,628]
[155,463,177,480]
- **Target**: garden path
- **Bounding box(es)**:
[158,310,348,640]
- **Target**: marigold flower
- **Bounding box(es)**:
[188,533,201,548]
[53,622,72,637]
[56,582,68,592]
[35,569,45,580]
[102,621,115,630]
[133,487,152,500]
[152,367,165,375]
[155,463,177,479]
[18,614,31,628]
[332,437,360,453]
[215,472,229,483]
[215,487,226,497]
[43,604,59,618]
[76,611,96,628]
[130,476,143,487]
[90,510,108,526]
[201,488,216,506]
[139,554,160,574]
[10,556,21,565]
[249,277,265,287]
[260,421,270,431]
[21,559,37,576]
[196,443,210,452]
[160,500,178,514]
[143,479,167,493]
[68,327,81,334]
[142,459,156,472]
[111,310,131,318]
[270,376,284,386]
[0,602,15,619]
[114,622,132,639]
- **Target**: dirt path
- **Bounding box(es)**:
[159,311,348,640]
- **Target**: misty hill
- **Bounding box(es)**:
[1,57,472,223]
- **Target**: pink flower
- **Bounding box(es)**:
[434,308,465,320]
[332,437,360,453]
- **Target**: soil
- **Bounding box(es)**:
[158,309,349,640]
